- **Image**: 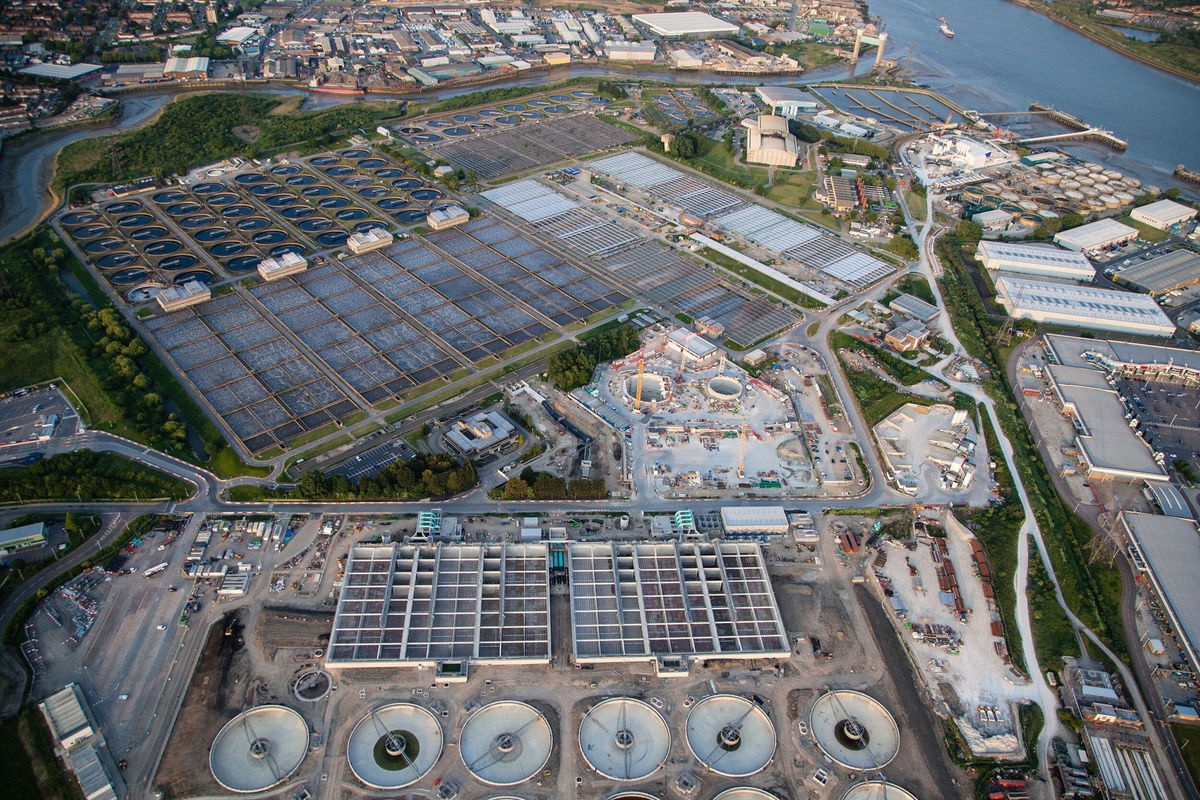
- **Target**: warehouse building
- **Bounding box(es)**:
[742,114,800,168]
[889,292,939,323]
[1130,199,1196,231]
[1110,249,1200,296]
[104,62,165,85]
[606,41,657,61]
[755,86,818,118]
[994,276,1174,338]
[972,208,1013,232]
[156,280,211,312]
[328,543,550,669]
[20,62,103,82]
[1121,511,1200,671]
[162,56,210,80]
[975,240,1095,282]
[719,505,789,536]
[38,684,121,800]
[569,540,789,672]
[1053,218,1138,254]
[1044,333,1200,383]
[445,410,517,456]
[666,328,723,367]
[0,521,46,555]
[1045,364,1166,482]
[630,11,741,37]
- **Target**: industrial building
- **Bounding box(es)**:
[630,11,741,37]
[975,240,1095,282]
[426,204,469,231]
[606,41,657,61]
[742,114,800,168]
[754,86,818,118]
[162,56,210,80]
[884,318,930,352]
[0,521,46,555]
[568,540,789,671]
[1045,364,1167,482]
[445,409,517,456]
[993,276,1175,338]
[719,505,789,536]
[38,685,120,800]
[666,328,723,367]
[1053,218,1139,254]
[327,543,550,669]
[1121,512,1200,671]
[817,174,858,213]
[346,226,393,254]
[1130,198,1196,231]
[971,208,1013,232]
[20,62,103,82]
[156,280,211,312]
[256,251,307,281]
[1110,249,1200,295]
[888,292,939,323]
[1044,332,1200,381]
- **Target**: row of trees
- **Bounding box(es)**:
[502,467,607,500]
[0,451,191,502]
[546,324,640,391]
[288,453,477,500]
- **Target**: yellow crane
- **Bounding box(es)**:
[634,353,646,412]
[737,422,747,480]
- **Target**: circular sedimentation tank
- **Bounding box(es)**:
[347,703,443,789]
[292,669,333,702]
[209,705,309,794]
[1018,213,1043,226]
[841,781,919,800]
[962,186,986,201]
[685,695,775,777]
[706,376,743,401]
[809,690,900,771]
[460,701,553,786]
[713,790,780,800]
[578,697,670,781]
[625,373,666,405]
[1063,190,1085,202]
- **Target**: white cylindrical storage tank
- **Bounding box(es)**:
[209,706,309,794]
[1018,200,1038,211]
[1093,173,1109,184]
[1077,176,1095,186]
[347,703,444,789]
[1041,209,1060,219]
[1114,191,1135,204]
[578,697,670,782]
[714,790,781,800]
[1061,179,1080,190]
[1126,176,1143,188]
[1081,185,1101,197]
[685,695,775,777]
[809,690,901,771]
[841,781,919,800]
[460,701,553,786]
[1101,194,1120,208]
[999,191,1020,202]
[1064,190,1085,202]
[1043,173,1061,185]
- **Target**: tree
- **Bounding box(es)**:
[503,477,531,500]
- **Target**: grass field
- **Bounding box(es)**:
[1117,215,1170,243]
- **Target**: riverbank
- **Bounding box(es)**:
[1006,0,1200,84]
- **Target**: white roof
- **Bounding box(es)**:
[159,280,209,303]
[209,706,309,793]
[756,85,812,104]
[1053,217,1138,250]
[163,56,209,74]
[976,240,1094,277]
[20,62,102,80]
[1133,198,1196,226]
[578,697,670,781]
[631,11,741,36]
[40,684,92,746]
[685,694,776,776]
[1122,512,1200,669]
[1044,332,1200,373]
[460,701,553,785]
[667,327,717,358]
[720,505,788,530]
[809,690,900,770]
[995,276,1173,332]
[217,26,259,43]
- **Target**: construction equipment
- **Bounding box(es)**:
[737,423,747,479]
[634,352,646,412]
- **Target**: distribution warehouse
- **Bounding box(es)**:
[994,276,1175,337]
[1130,199,1197,231]
[630,11,741,36]
[1111,249,1200,295]
[1053,218,1139,254]
[975,240,1095,281]
[1121,512,1200,672]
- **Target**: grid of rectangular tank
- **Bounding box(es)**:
[143,292,357,453]
[568,540,789,662]
[480,180,642,257]
[327,543,551,666]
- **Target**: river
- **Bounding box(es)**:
[1,1,1197,245]
[863,0,1200,188]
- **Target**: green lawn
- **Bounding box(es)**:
[1172,723,1200,792]
[1117,215,1169,243]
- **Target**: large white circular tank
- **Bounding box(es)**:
[809,690,901,771]
[579,697,670,782]
[347,703,443,789]
[714,790,781,800]
[460,701,553,786]
[685,694,776,777]
[841,782,919,800]
[209,705,309,793]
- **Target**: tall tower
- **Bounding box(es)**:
[874,32,889,70]
[850,28,864,63]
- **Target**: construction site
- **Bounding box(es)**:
[872,403,988,504]
[574,327,851,498]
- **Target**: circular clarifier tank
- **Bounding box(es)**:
[84,237,123,253]
[110,268,149,284]
[340,148,370,158]
[192,182,223,193]
[318,196,350,209]
[97,252,136,269]
[72,224,110,238]
[209,705,309,794]
[685,695,776,777]
[841,782,918,800]
[411,189,443,201]
[153,190,186,203]
[393,178,423,190]
[325,166,353,176]
[207,193,238,206]
[270,244,305,257]
[263,194,298,207]
[104,201,141,214]
[310,156,338,166]
[234,173,266,184]
[236,217,271,231]
[193,227,230,242]
[579,697,670,782]
[301,185,332,198]
[316,231,348,246]
[713,790,781,800]
[252,230,288,245]
[378,198,408,210]
[157,255,198,271]
[395,209,425,222]
[298,219,332,232]
[143,240,182,255]
[173,269,215,285]
[357,158,386,168]
[809,690,900,771]
[178,214,216,228]
[460,701,553,787]
[116,213,153,227]
[271,165,300,175]
[164,202,200,216]
[335,208,367,221]
[706,376,743,401]
[286,174,316,186]
[375,168,403,178]
[347,703,443,790]
[224,256,260,272]
[130,226,168,241]
[208,242,246,257]
[280,206,314,219]
[62,211,98,226]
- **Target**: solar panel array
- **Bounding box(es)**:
[328,544,550,666]
[590,152,893,289]
[144,293,357,453]
[569,541,789,662]
[429,115,639,179]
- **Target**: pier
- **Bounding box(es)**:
[1018,128,1129,151]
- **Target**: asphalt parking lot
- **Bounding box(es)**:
[1115,377,1200,475]
[0,385,80,452]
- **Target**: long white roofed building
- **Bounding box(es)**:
[994,276,1174,337]
[975,240,1095,282]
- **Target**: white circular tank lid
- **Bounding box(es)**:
[685,694,776,777]
[579,697,671,781]
[841,780,919,800]
[346,703,444,789]
[209,705,309,794]
[809,691,900,771]
[460,700,553,786]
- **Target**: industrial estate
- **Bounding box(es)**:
[0,3,1199,800]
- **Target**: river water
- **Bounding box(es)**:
[1,0,1197,244]
[863,0,1200,187]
